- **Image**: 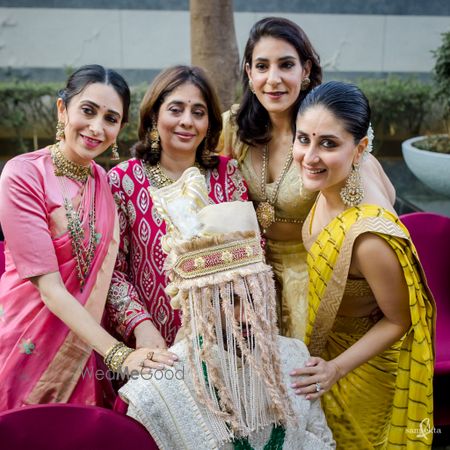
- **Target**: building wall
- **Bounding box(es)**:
[0,1,449,83]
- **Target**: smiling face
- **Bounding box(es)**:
[246,36,310,117]
[293,105,367,195]
[156,82,209,158]
[57,82,124,166]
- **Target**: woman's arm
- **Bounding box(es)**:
[107,168,166,349]
[31,271,176,371]
[291,232,411,398]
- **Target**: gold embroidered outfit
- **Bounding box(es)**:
[219,108,316,339]
[302,204,435,449]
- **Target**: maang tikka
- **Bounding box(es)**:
[340,162,364,207]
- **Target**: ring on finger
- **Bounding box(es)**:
[146,351,155,362]
[315,382,322,393]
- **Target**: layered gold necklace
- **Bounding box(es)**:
[255,144,293,233]
[50,143,100,290]
[51,143,92,182]
[144,161,206,189]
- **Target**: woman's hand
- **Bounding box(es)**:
[134,320,167,350]
[122,347,178,374]
[290,357,342,400]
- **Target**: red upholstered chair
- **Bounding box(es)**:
[0,241,5,276]
[0,404,159,450]
[400,212,450,426]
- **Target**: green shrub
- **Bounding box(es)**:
[356,77,436,139]
[0,82,60,151]
[0,82,148,154]
[432,31,450,132]
[0,77,445,156]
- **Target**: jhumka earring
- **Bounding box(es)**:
[202,128,214,163]
[300,77,311,91]
[111,141,120,161]
[56,121,65,141]
[149,119,160,155]
[340,163,364,207]
[248,79,256,94]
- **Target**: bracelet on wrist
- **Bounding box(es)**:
[104,342,134,372]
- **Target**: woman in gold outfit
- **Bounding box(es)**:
[219,17,394,341]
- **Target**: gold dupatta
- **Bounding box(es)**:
[304,204,435,449]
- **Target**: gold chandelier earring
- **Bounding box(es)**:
[111,141,120,161]
[300,77,311,91]
[56,121,65,141]
[340,162,364,207]
[248,79,256,94]
[202,128,214,164]
[149,119,160,156]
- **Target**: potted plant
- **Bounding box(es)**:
[402,31,450,197]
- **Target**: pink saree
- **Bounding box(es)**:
[0,148,119,411]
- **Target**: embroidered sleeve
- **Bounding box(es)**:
[106,168,151,342]
[224,158,249,202]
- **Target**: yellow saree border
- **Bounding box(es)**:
[25,214,119,404]
[304,204,436,448]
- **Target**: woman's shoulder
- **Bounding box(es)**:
[2,148,51,182]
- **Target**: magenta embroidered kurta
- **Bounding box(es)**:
[106,156,248,346]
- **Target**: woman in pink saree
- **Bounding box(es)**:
[0,65,176,411]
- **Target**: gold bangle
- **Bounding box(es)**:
[104,342,134,372]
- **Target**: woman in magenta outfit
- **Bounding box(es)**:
[107,66,248,349]
[0,65,176,411]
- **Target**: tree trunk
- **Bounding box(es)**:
[190,0,240,111]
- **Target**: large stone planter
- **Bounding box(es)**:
[402,136,450,197]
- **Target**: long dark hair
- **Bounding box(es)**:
[59,64,130,124]
[298,81,371,144]
[132,65,222,169]
[236,17,322,146]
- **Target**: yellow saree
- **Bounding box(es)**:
[304,205,435,449]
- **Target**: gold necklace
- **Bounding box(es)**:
[50,143,92,183]
[255,144,293,232]
[144,161,206,188]
[51,143,99,290]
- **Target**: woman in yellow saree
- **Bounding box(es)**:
[290,81,435,449]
